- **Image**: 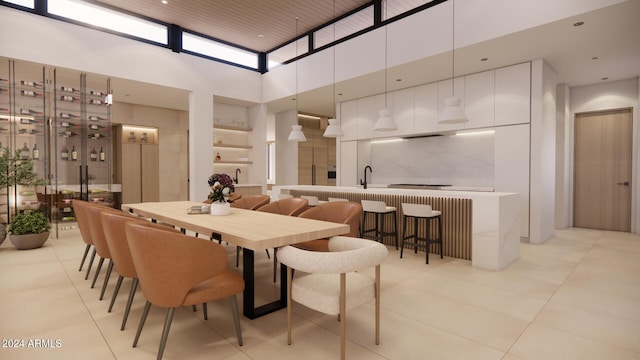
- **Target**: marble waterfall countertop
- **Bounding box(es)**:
[272,185,520,271]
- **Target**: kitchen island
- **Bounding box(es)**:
[272,185,520,271]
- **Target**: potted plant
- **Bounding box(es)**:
[0,147,48,246]
[7,210,51,250]
[207,173,234,215]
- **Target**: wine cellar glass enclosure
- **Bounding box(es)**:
[0,57,116,236]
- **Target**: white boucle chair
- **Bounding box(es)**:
[278,236,388,360]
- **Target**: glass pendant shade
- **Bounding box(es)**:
[373,108,397,131]
[438,96,468,124]
[323,118,343,137]
[287,124,306,141]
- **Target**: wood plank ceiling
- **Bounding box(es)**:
[95,0,373,52]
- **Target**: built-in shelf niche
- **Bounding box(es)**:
[122,125,158,144]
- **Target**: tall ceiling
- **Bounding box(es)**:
[96,0,374,52]
[101,0,640,116]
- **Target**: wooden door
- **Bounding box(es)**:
[573,108,632,231]
[121,143,142,204]
[141,144,159,202]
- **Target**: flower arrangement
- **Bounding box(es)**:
[208,173,234,203]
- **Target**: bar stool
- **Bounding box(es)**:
[400,203,443,264]
[300,195,320,206]
[361,200,398,249]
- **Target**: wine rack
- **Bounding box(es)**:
[0,57,116,234]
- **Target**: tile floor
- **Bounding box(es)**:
[1,227,639,359]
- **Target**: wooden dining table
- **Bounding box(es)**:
[121,201,349,319]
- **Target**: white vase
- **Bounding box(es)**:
[210,201,231,216]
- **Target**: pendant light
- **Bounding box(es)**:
[439,0,468,124]
[323,0,344,138]
[288,17,307,142]
[374,0,398,131]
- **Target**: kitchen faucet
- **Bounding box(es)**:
[360,166,372,189]
[234,168,241,184]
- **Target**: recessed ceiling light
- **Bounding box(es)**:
[338,93,343,96]
[161,0,168,4]
[396,78,402,82]
[601,77,608,81]
[592,56,598,60]
[573,21,584,27]
[480,57,488,61]
[258,34,264,38]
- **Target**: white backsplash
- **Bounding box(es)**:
[368,134,495,187]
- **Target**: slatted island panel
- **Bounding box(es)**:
[275,185,521,271]
[290,189,473,261]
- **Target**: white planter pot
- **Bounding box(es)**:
[210,201,231,216]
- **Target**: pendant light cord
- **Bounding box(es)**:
[384,0,388,107]
[333,1,336,117]
[451,0,456,96]
[295,17,299,119]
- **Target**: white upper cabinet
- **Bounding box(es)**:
[392,87,415,136]
[339,62,532,140]
[495,62,531,126]
[340,100,358,141]
[464,70,495,129]
[414,82,438,134]
[437,77,466,132]
[357,96,376,140]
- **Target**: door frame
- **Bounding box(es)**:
[569,106,636,233]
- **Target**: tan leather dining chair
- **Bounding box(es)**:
[84,203,120,300]
[256,197,309,216]
[72,199,97,280]
[257,197,309,281]
[229,194,271,266]
[125,222,244,360]
[278,236,388,360]
[296,201,362,251]
[100,211,180,330]
[230,194,270,210]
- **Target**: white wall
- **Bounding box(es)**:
[274,110,299,185]
[529,60,557,244]
[570,77,639,233]
[555,84,572,229]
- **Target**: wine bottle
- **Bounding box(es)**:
[88,124,104,130]
[71,145,78,161]
[32,143,39,160]
[20,108,43,115]
[20,142,30,160]
[88,99,104,105]
[21,90,42,97]
[59,130,77,137]
[59,112,79,119]
[61,145,69,161]
[60,86,78,92]
[89,90,105,96]
[20,80,42,87]
[88,133,104,140]
[90,147,98,161]
[88,115,107,121]
[20,117,42,125]
[99,146,105,161]
[60,95,79,102]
